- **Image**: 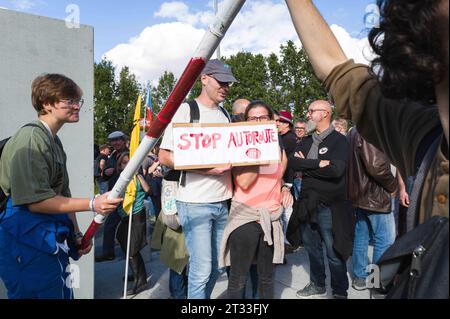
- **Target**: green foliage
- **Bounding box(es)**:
[151,71,177,113]
[94,41,328,143]
[94,60,141,145]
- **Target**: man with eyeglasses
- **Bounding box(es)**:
[294,120,307,142]
[159,59,237,299]
[0,74,122,299]
[287,100,353,299]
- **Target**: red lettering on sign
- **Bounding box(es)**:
[212,134,221,149]
[227,128,278,148]
[177,134,191,150]
[246,148,262,159]
[202,135,212,148]
[190,133,204,150]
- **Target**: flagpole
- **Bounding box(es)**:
[122,188,134,299]
[214,0,221,60]
[81,0,247,249]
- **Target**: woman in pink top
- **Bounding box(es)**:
[219,100,293,299]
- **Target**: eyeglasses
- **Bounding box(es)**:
[295,127,306,131]
[207,75,232,87]
[58,99,84,109]
[247,115,271,122]
[307,109,328,114]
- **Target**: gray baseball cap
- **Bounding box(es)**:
[108,131,125,140]
[202,59,237,83]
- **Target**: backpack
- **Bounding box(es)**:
[376,130,449,299]
[0,123,44,213]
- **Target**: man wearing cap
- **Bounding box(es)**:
[159,59,237,299]
[275,110,297,158]
[96,130,129,262]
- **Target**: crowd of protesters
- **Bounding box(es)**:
[0,0,447,300]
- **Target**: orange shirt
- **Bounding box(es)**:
[233,163,283,213]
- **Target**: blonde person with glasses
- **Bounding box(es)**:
[0,74,122,299]
[220,100,293,299]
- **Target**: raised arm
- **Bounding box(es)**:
[285,0,348,81]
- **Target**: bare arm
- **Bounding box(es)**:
[28,193,123,216]
[233,166,259,190]
[285,0,348,81]
[397,172,410,207]
[136,174,151,194]
[99,159,106,175]
[159,149,174,168]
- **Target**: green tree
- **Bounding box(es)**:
[277,41,327,119]
[223,52,269,111]
[116,67,141,135]
[94,59,117,144]
[94,61,141,145]
[152,71,177,113]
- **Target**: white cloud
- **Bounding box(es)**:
[330,24,375,65]
[154,1,214,26]
[104,0,374,85]
[11,0,44,10]
[104,22,204,85]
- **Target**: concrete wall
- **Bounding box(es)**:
[0,9,94,299]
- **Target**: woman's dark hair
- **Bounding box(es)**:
[116,151,130,172]
[368,0,445,102]
[244,100,274,121]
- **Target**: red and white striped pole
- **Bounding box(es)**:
[81,0,247,249]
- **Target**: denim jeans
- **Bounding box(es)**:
[96,180,109,195]
[352,208,396,279]
[169,268,188,299]
[176,200,229,299]
[300,204,349,296]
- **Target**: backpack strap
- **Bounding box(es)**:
[187,100,200,123]
[180,101,201,187]
[219,105,232,123]
[406,132,443,232]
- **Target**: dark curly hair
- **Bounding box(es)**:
[369,0,446,102]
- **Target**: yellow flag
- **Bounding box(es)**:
[122,95,142,215]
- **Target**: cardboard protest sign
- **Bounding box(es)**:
[173,121,280,169]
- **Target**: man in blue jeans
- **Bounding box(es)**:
[159,59,237,299]
[347,128,397,290]
[288,100,353,299]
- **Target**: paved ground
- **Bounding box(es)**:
[95,221,371,300]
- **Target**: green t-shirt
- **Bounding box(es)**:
[0,120,71,206]
[118,178,146,218]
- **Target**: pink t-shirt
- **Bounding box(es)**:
[233,163,283,213]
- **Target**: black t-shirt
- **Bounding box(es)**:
[95,154,109,182]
